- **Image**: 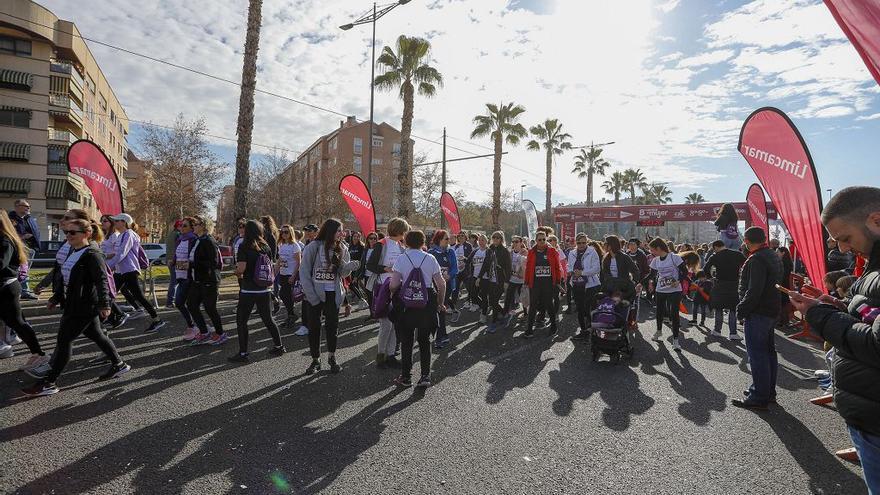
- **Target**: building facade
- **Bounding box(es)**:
[263,116,411,230]
[1,0,129,240]
[124,150,164,242]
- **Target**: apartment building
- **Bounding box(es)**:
[0,0,129,240]
[264,116,412,229]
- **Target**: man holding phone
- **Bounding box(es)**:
[789,186,880,495]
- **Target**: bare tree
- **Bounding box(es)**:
[248,149,293,223]
[138,114,228,224]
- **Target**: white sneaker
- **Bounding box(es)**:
[5,329,22,346]
[0,342,13,359]
[673,337,682,352]
[128,309,147,320]
[118,304,135,312]
[652,329,663,341]
[710,330,723,337]
[19,353,49,370]
[295,325,309,336]
[729,333,743,341]
[479,314,487,324]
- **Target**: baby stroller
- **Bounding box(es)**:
[590,291,639,364]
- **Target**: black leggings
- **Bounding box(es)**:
[278,275,299,318]
[503,282,522,314]
[187,282,224,334]
[116,271,156,318]
[113,273,141,310]
[527,284,558,331]
[571,285,599,331]
[485,281,504,322]
[655,291,683,338]
[399,324,431,380]
[46,314,122,383]
[235,291,282,354]
[0,281,43,355]
[467,278,482,306]
[306,291,339,359]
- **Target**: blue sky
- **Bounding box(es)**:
[41,0,880,209]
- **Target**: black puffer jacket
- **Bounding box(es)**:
[705,248,746,310]
[49,244,111,318]
[477,244,511,285]
[736,246,782,319]
[807,241,880,437]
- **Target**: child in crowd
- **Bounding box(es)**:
[835,275,857,299]
[823,270,848,298]
[689,270,712,326]
[592,290,630,329]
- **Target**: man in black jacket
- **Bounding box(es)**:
[790,186,880,494]
[732,227,783,410]
[703,240,746,339]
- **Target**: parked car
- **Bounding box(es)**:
[218,245,234,269]
[31,240,66,268]
[142,243,167,265]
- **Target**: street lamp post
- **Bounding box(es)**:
[340,1,411,193]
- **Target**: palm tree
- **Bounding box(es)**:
[233,0,263,219]
[602,170,626,234]
[571,147,608,206]
[685,192,706,242]
[622,168,648,205]
[471,102,527,229]
[527,118,572,224]
[643,183,674,204]
[374,35,443,218]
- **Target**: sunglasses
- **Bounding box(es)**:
[63,230,85,235]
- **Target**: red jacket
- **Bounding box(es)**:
[524,246,563,288]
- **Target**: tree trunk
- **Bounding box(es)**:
[544,148,552,225]
[233,0,263,220]
[587,171,593,206]
[397,81,415,217]
[491,134,502,230]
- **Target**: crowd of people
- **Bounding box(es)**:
[1,188,878,493]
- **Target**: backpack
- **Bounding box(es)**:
[252,248,275,288]
[400,253,429,309]
[723,224,738,240]
[592,297,623,328]
[291,274,303,303]
[371,277,393,319]
[136,244,150,269]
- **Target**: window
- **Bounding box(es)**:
[98,93,107,111]
[110,109,116,124]
[0,36,32,56]
[372,138,383,148]
[353,137,363,155]
[48,144,67,163]
[0,108,30,127]
[330,136,337,150]
[393,143,401,155]
[354,156,362,173]
[371,158,382,166]
[87,75,96,94]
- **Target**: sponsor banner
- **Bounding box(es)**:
[745,183,769,234]
[553,202,775,224]
[338,174,376,235]
[66,140,125,215]
[439,192,461,234]
[739,107,826,291]
[522,199,539,240]
[825,0,880,86]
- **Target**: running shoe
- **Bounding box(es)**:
[394,375,413,388]
[98,362,131,380]
[165,301,175,309]
[22,380,58,396]
[570,331,591,341]
[128,309,147,320]
[710,330,723,337]
[20,292,38,301]
[227,353,250,363]
[18,354,49,370]
[5,329,22,345]
[295,326,309,336]
[269,345,286,357]
[652,329,663,342]
[305,360,321,375]
[328,357,342,374]
[191,332,212,345]
[0,342,12,359]
[118,304,135,312]
[415,375,432,388]
[673,337,682,352]
[144,320,166,333]
[110,313,130,329]
[729,333,743,341]
[182,327,199,341]
[25,361,52,379]
[209,333,229,345]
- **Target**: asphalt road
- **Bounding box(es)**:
[0,295,867,494]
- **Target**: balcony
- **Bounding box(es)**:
[48,128,78,145]
[50,60,85,91]
[47,161,67,175]
[48,93,84,127]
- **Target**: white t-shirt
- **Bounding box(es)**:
[278,242,301,276]
[392,249,441,291]
[471,247,486,277]
[55,242,71,265]
[379,239,403,283]
[365,247,375,277]
[510,251,525,284]
[454,244,467,272]
[650,253,684,293]
[174,238,192,279]
[61,245,88,289]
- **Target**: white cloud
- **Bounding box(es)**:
[855,112,880,121]
[677,49,736,67]
[656,0,681,14]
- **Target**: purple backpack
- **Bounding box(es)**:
[252,249,275,288]
[723,224,738,240]
[371,278,393,319]
[400,253,428,309]
[291,274,304,303]
[592,297,623,328]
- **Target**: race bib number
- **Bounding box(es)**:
[658,276,678,290]
[535,265,551,278]
[175,260,190,271]
[314,260,336,282]
[279,259,288,269]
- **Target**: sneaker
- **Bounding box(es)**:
[329,357,342,373]
[110,313,130,329]
[0,342,13,359]
[22,380,58,396]
[98,362,131,380]
[305,360,321,375]
[652,329,663,341]
[5,330,22,346]
[209,333,229,345]
[394,375,413,387]
[128,309,147,320]
[673,337,682,352]
[165,302,175,309]
[18,354,49,370]
[191,332,212,345]
[814,370,831,379]
[416,375,431,388]
[479,314,487,324]
[144,320,166,333]
[182,327,199,341]
[118,304,135,312]
[729,333,744,341]
[227,353,250,364]
[20,292,39,301]
[571,330,591,341]
[25,361,52,379]
[295,326,309,336]
[269,345,286,357]
[710,330,723,337]
[731,398,768,410]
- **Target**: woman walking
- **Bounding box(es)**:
[568,233,602,341]
[361,231,379,310]
[428,229,458,348]
[600,236,641,329]
[99,214,140,321]
[503,236,527,321]
[300,218,360,374]
[390,230,446,388]
[187,216,227,344]
[648,238,688,352]
[714,203,741,250]
[106,213,165,333]
[171,217,198,340]
[260,215,282,314]
[477,231,512,332]
[22,218,130,396]
[466,234,488,318]
[523,231,564,338]
[366,218,409,368]
[276,224,302,329]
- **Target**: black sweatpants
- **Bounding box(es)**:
[113,273,141,310]
[46,314,122,383]
[399,324,431,380]
[235,291,282,354]
[116,271,156,318]
[278,275,299,319]
[306,291,339,359]
[0,280,43,355]
[527,284,558,332]
[571,285,599,331]
[187,282,224,334]
[486,281,505,323]
[655,291,683,338]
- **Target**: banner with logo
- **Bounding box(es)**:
[738,107,826,291]
[338,174,376,235]
[745,183,769,234]
[553,202,775,224]
[439,191,461,234]
[825,0,880,86]
[66,140,124,215]
[522,199,539,240]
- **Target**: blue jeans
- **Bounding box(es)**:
[849,425,880,495]
[714,307,738,334]
[166,276,178,306]
[744,314,778,403]
[174,278,194,327]
[20,248,35,295]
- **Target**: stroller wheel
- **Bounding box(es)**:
[609,352,620,365]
